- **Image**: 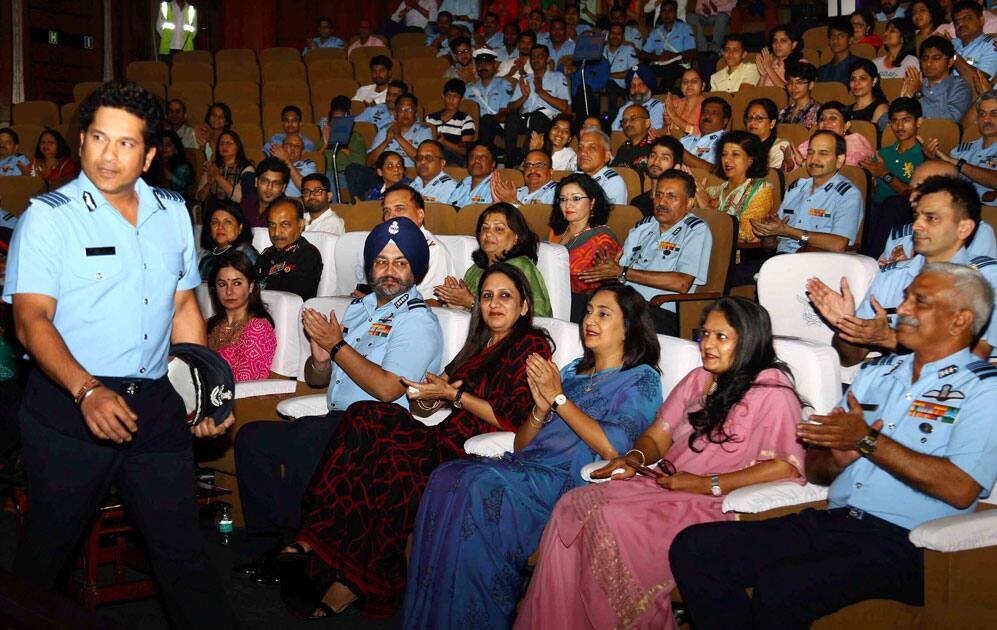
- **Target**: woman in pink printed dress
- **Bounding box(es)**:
[515,297,807,630]
[207,251,277,381]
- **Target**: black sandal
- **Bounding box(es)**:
[276,541,312,563]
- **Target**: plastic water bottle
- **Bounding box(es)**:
[217,502,233,545]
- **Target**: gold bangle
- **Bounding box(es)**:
[625,448,647,467]
[530,406,552,426]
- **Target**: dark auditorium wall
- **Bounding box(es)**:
[223,0,401,50]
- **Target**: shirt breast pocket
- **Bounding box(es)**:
[68,253,123,321]
[156,250,186,287]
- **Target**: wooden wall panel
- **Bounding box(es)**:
[24,0,104,106]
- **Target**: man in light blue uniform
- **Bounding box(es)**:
[410,140,458,203]
[233,217,442,578]
[491,149,557,205]
[640,0,696,93]
[449,143,495,208]
[5,81,237,628]
[678,96,729,170]
[577,128,629,205]
[926,90,997,203]
[0,127,29,176]
[672,264,997,628]
[539,18,576,62]
[355,80,407,130]
[952,1,997,80]
[302,16,344,55]
[881,219,997,262]
[438,0,478,30]
[468,50,513,146]
[578,170,712,335]
[518,180,557,205]
[271,133,316,198]
[611,64,667,131]
[809,176,997,367]
[505,44,571,166]
[368,93,434,168]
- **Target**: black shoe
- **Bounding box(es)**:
[233,543,281,578]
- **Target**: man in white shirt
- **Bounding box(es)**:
[301,174,345,234]
[380,184,453,298]
[165,99,198,149]
[498,31,537,80]
[709,34,760,92]
[385,0,439,37]
[352,55,394,105]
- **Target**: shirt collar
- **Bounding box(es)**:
[361,284,419,315]
[896,347,978,384]
[76,170,163,225]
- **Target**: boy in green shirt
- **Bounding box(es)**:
[862,97,925,206]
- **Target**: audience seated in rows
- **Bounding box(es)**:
[783,101,875,172]
[196,130,254,205]
[254,196,323,301]
[300,173,345,234]
[697,130,777,243]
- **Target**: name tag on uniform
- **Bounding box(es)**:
[85,247,116,256]
[809,208,830,218]
[908,400,959,424]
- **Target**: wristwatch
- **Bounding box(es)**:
[617,266,629,284]
[710,475,722,497]
[857,427,881,456]
[957,158,967,172]
[797,231,810,247]
[882,173,895,184]
[452,387,466,409]
[550,393,567,411]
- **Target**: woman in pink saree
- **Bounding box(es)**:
[515,296,807,630]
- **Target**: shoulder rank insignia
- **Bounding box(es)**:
[968,360,997,380]
[970,255,996,270]
[33,191,71,209]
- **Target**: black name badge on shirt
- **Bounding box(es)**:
[85,247,116,256]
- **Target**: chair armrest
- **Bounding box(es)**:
[413,408,450,427]
[275,394,328,420]
[721,481,829,514]
[234,379,299,399]
[909,509,997,552]
[463,431,515,457]
[580,459,622,483]
[649,291,722,306]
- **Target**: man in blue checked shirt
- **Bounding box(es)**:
[5,80,237,628]
[673,264,997,629]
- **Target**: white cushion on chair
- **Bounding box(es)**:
[235,379,298,399]
[304,231,339,297]
[657,335,703,399]
[463,431,515,457]
[721,480,829,514]
[536,243,571,320]
[536,316,584,369]
[580,459,621,483]
[431,307,471,365]
[773,337,842,415]
[436,234,476,282]
[332,231,368,295]
[195,282,214,319]
[909,509,997,552]
[260,290,304,377]
[295,296,354,379]
[276,393,327,419]
[251,227,271,252]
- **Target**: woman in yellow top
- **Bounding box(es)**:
[695,130,775,243]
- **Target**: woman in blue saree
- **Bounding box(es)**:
[401,284,664,629]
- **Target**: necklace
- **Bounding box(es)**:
[563,225,592,248]
[212,244,232,255]
[584,366,621,393]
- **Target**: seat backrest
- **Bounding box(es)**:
[436,234,476,279]
[261,289,304,377]
[171,62,214,85]
[229,102,261,126]
[536,316,584,368]
[536,242,571,320]
[338,201,383,232]
[694,209,736,295]
[332,231,369,295]
[216,48,257,67]
[260,47,301,66]
[303,48,347,64]
[307,60,355,86]
[608,205,643,244]
[126,60,169,84]
[401,57,450,82]
[424,202,457,235]
[13,100,59,127]
[216,61,261,84]
[302,231,338,296]
[214,80,261,104]
[261,60,308,84]
[757,252,881,345]
[657,335,703,399]
[251,226,271,252]
[262,80,311,108]
[73,82,103,104]
[168,82,214,109]
[772,337,843,415]
[778,122,809,148]
[813,81,850,105]
[174,50,213,65]
[0,176,46,214]
[432,306,471,366]
[615,166,643,200]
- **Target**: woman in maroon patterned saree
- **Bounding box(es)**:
[280,262,554,619]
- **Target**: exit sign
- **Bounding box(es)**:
[48,30,58,45]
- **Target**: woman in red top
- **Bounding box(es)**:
[547,173,621,323]
[26,128,78,185]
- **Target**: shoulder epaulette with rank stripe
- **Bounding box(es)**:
[985,34,996,41]
[636,215,655,226]
[788,178,803,190]
[889,223,913,240]
[604,169,619,179]
[32,191,71,208]
[971,255,996,270]
[350,296,364,304]
[956,142,972,152]
[834,181,853,195]
[152,187,185,204]
[439,174,452,183]
[881,260,903,271]
[683,215,704,229]
[968,360,997,380]
[860,354,898,369]
[408,298,427,310]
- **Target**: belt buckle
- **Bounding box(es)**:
[847,507,865,520]
[123,382,140,396]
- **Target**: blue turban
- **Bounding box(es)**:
[626,64,657,93]
[363,217,430,283]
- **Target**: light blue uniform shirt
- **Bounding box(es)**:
[369,123,434,167]
[303,36,345,55]
[624,25,644,50]
[439,0,478,28]
[643,22,696,57]
[829,349,997,530]
[679,130,724,165]
[494,45,520,62]
[511,70,571,118]
[611,98,666,131]
[3,173,200,379]
[355,104,395,129]
[858,248,997,351]
[881,220,997,262]
[619,213,713,312]
[263,132,317,156]
[517,180,557,205]
[449,173,494,208]
[285,159,317,198]
[954,33,997,78]
[326,287,443,412]
[467,78,513,117]
[950,138,997,200]
[775,173,863,254]
[0,154,29,176]
[546,40,576,63]
[589,165,629,205]
[411,171,458,203]
[874,6,906,20]
[604,44,639,88]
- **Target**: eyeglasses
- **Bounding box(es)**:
[415,154,441,162]
[744,115,769,123]
[621,115,649,124]
[557,195,591,205]
[398,107,416,114]
[302,188,327,196]
[523,161,550,169]
[258,176,285,188]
